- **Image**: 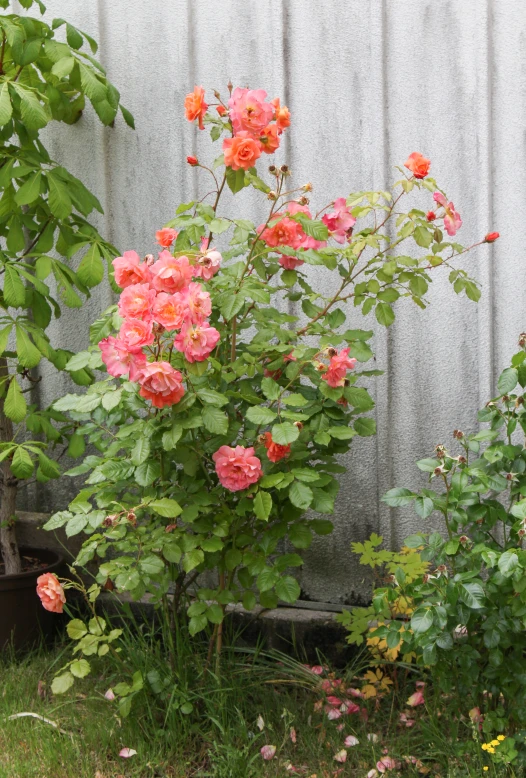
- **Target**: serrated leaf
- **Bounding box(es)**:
[10,446,33,478]
[411,608,434,633]
[202,405,228,435]
[4,265,26,307]
[4,377,26,423]
[78,62,107,102]
[77,244,104,288]
[0,83,12,126]
[458,582,485,609]
[288,523,313,549]
[275,575,301,604]
[12,84,49,130]
[47,171,72,219]
[148,498,182,518]
[135,461,161,487]
[14,171,41,205]
[289,481,313,510]
[226,166,246,194]
[130,437,150,466]
[254,490,272,521]
[375,302,395,327]
[382,488,415,507]
[498,367,518,395]
[162,424,183,450]
[196,389,228,406]
[67,619,88,639]
[246,406,277,425]
[66,514,88,536]
[15,325,41,368]
[353,417,376,436]
[271,422,299,445]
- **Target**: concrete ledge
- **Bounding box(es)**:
[14,511,82,561]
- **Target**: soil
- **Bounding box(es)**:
[0,553,50,577]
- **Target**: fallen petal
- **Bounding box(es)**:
[256,714,265,731]
[334,749,347,763]
[367,733,379,743]
[367,771,379,778]
[344,735,359,746]
[104,688,116,701]
[119,748,137,758]
[289,726,297,743]
[260,745,276,760]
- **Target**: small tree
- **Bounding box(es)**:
[0,0,132,574]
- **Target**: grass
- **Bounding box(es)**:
[0,622,521,778]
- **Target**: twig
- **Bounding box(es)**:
[7,712,72,737]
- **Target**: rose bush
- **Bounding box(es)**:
[42,83,496,698]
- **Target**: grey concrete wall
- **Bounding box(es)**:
[14,0,526,604]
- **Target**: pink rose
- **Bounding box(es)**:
[150,251,193,294]
[155,228,178,248]
[228,87,274,136]
[36,573,66,614]
[223,132,262,171]
[433,192,462,236]
[322,348,357,388]
[260,216,303,248]
[118,283,156,321]
[136,361,185,408]
[99,336,147,380]
[113,251,152,289]
[152,292,186,330]
[174,321,220,362]
[212,445,263,492]
[322,198,356,244]
[119,318,155,350]
[194,249,222,281]
[278,255,305,270]
[181,282,212,325]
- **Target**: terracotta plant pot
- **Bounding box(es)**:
[0,547,64,650]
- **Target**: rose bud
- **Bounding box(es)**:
[303,182,313,192]
[426,211,436,222]
[216,105,227,116]
[127,510,137,525]
[187,155,199,166]
[484,232,499,243]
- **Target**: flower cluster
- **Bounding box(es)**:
[99,247,221,409]
[185,85,290,170]
[481,735,506,755]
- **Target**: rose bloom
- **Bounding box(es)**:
[155,228,178,248]
[137,361,185,408]
[174,321,220,362]
[213,445,263,492]
[272,97,291,130]
[259,123,280,154]
[113,251,152,289]
[223,132,262,171]
[118,282,156,321]
[181,282,212,324]
[150,251,193,294]
[193,249,222,281]
[36,573,66,614]
[119,317,155,350]
[322,347,357,387]
[152,292,186,330]
[278,254,305,270]
[433,192,462,236]
[99,336,147,381]
[260,216,303,248]
[322,198,356,244]
[404,151,430,179]
[228,87,274,136]
[263,431,291,463]
[184,85,208,130]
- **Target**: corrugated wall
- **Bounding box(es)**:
[14,0,526,603]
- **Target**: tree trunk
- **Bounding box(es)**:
[0,357,21,575]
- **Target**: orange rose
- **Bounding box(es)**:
[184,86,208,130]
[223,132,262,171]
[259,123,280,154]
[404,152,430,179]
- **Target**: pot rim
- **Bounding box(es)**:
[0,546,63,583]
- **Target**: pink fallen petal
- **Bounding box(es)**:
[310,665,324,675]
[367,771,379,778]
[344,735,359,747]
[377,756,400,773]
[347,687,364,698]
[407,690,425,707]
[336,723,345,731]
[342,701,360,715]
[367,733,379,743]
[260,745,276,761]
[289,726,297,743]
[256,714,265,731]
[119,748,137,758]
[415,680,426,689]
[399,712,416,728]
[327,707,342,720]
[104,688,115,701]
[327,696,343,707]
[334,749,347,763]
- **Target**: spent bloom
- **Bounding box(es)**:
[322,348,357,387]
[404,151,430,179]
[433,191,462,236]
[334,749,347,763]
[322,198,356,243]
[213,445,263,492]
[184,85,208,130]
[36,573,66,613]
[406,689,425,707]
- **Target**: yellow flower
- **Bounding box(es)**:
[487,747,496,754]
[483,767,489,772]
[497,735,506,741]
[490,739,500,746]
[481,744,489,751]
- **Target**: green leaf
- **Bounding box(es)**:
[206,604,224,624]
[51,672,74,695]
[0,83,12,126]
[77,244,104,288]
[183,548,204,573]
[353,417,376,436]
[189,614,208,635]
[51,56,75,79]
[458,582,485,609]
[130,437,150,466]
[498,550,519,578]
[64,352,90,371]
[202,406,228,435]
[67,619,88,640]
[4,377,26,423]
[275,575,301,604]
[47,172,72,219]
[219,293,244,321]
[162,424,183,450]
[196,389,228,407]
[66,514,88,536]
[12,84,49,130]
[328,426,356,440]
[288,523,313,549]
[135,461,161,487]
[66,23,83,49]
[78,62,107,102]
[148,498,182,518]
[4,265,26,307]
[14,172,42,205]
[271,422,299,445]
[10,446,33,478]
[498,367,518,395]
[246,406,277,425]
[414,225,433,248]
[0,324,12,356]
[289,481,313,510]
[411,608,434,633]
[382,488,415,507]
[375,302,395,327]
[226,167,246,194]
[254,491,272,521]
[120,105,135,129]
[70,659,91,679]
[15,325,41,368]
[415,496,434,519]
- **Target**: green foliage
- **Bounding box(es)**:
[362,344,526,728]
[0,5,131,502]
